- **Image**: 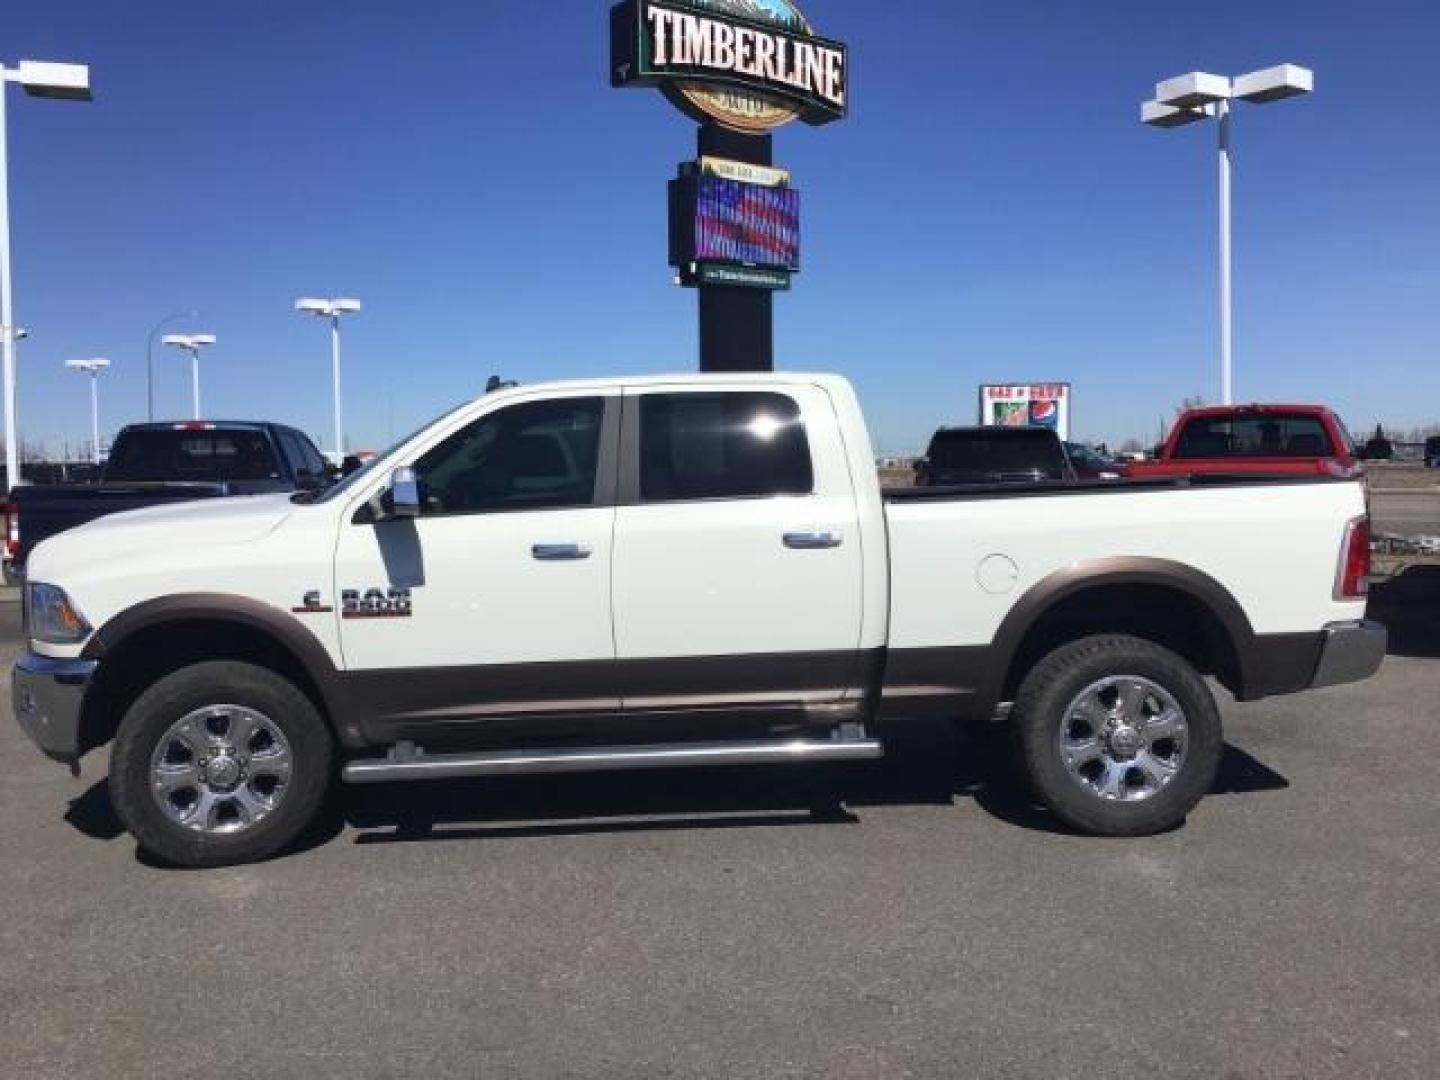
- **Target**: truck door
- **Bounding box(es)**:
[610,383,866,713]
[333,391,620,739]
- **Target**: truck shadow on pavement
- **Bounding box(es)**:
[1368,567,1440,659]
[340,720,1287,847]
[61,721,1290,863]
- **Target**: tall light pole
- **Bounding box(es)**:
[64,357,109,463]
[1,325,26,468]
[147,310,196,421]
[294,297,361,462]
[0,59,92,489]
[161,333,216,419]
[1141,64,1313,406]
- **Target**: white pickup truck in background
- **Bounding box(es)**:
[13,374,1385,866]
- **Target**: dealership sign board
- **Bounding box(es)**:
[612,0,848,133]
[670,159,801,289]
[699,155,791,187]
[979,383,1073,441]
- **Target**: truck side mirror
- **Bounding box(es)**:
[388,467,421,519]
[295,471,325,493]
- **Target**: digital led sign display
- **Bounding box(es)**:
[692,175,800,271]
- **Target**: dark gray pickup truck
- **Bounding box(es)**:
[3,421,328,580]
[912,425,1076,487]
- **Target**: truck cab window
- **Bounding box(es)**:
[297,432,328,477]
[277,431,312,477]
[106,430,280,482]
[413,397,604,515]
[1173,415,1331,459]
[639,391,813,502]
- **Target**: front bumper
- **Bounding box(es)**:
[1311,619,1388,689]
[12,652,98,763]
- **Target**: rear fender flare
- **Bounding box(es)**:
[982,557,1255,709]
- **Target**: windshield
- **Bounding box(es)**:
[310,400,473,504]
[927,430,1068,478]
[107,428,281,482]
[1333,416,1360,458]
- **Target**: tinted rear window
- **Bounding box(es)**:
[1172,415,1333,459]
[926,430,1068,478]
[106,430,281,482]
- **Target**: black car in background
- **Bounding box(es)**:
[914,426,1075,487]
[1426,436,1440,468]
[4,421,329,580]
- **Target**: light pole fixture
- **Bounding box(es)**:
[161,333,216,419]
[1,58,92,489]
[1141,64,1313,406]
[64,357,109,464]
[146,310,197,421]
[294,297,361,462]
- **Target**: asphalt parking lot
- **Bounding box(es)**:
[1371,489,1439,538]
[2,583,1437,1080]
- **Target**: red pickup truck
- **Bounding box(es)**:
[1127,404,1362,479]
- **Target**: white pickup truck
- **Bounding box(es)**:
[14,374,1385,866]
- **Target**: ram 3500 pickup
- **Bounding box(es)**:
[1126,404,1362,480]
[13,374,1386,867]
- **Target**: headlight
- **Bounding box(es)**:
[25,582,93,645]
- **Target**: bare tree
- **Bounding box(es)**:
[1174,395,1205,417]
[1156,397,1206,446]
[1395,423,1439,443]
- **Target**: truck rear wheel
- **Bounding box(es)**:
[109,661,333,867]
[1011,635,1222,835]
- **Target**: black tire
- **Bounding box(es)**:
[109,661,334,867]
[1011,634,1222,836]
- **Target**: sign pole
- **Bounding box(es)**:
[696,125,773,373]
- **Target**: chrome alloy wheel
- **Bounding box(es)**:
[1057,676,1188,803]
[148,705,293,834]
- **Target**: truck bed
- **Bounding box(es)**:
[881,474,1367,687]
[883,472,1348,502]
[8,482,232,571]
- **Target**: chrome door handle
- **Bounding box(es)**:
[783,530,843,550]
[532,543,592,561]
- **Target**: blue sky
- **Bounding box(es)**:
[3,0,1437,455]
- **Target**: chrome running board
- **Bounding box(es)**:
[341,735,882,784]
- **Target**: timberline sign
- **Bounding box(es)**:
[611,0,848,133]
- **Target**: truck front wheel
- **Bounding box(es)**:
[1011,635,1222,835]
[109,661,334,867]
